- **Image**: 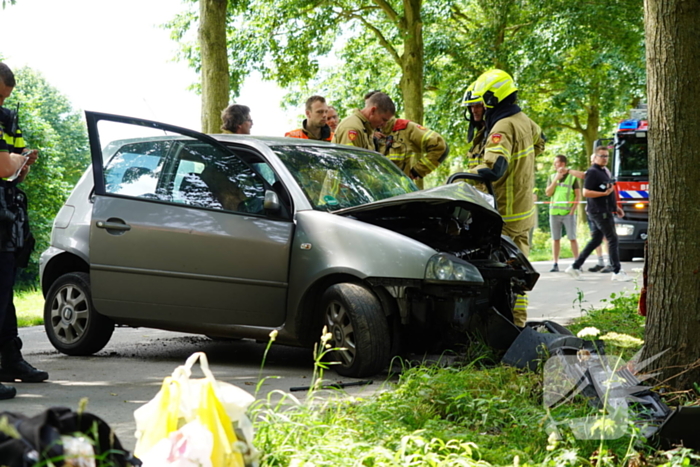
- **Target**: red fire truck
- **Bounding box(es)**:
[600,107,648,260]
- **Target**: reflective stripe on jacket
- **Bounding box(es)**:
[549,173,578,215]
[472,112,544,228]
[380,117,447,178]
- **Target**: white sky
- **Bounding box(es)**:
[1,0,297,135]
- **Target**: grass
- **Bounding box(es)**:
[15,288,44,327]
[250,290,700,466]
[529,225,601,263]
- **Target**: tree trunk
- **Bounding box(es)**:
[400,0,424,124]
[199,0,230,133]
[581,106,599,163]
[642,0,700,389]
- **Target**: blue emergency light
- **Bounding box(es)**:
[619,119,638,130]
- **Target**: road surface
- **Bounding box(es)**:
[4,258,642,452]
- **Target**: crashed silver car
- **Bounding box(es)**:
[39,112,539,377]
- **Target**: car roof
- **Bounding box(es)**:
[106,133,371,153]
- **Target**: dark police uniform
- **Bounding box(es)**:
[0,106,45,387]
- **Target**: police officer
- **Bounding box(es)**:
[378,116,448,189]
[332,92,395,151]
[464,69,545,327]
[0,63,49,400]
[285,95,333,141]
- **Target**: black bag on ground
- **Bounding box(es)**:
[0,406,141,466]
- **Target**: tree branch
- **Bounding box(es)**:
[341,11,402,66]
[371,0,405,31]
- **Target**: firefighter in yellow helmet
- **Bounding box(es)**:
[377,117,449,189]
[464,69,545,326]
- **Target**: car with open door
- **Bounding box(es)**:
[40,112,539,377]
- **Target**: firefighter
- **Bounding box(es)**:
[462,82,487,171]
[378,117,448,189]
[464,69,545,327]
[285,95,333,141]
[0,63,49,400]
[332,92,395,151]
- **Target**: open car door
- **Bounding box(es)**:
[85,112,293,328]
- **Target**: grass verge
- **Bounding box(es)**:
[251,290,699,466]
[15,288,43,327]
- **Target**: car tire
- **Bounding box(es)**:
[321,283,390,378]
[44,272,115,356]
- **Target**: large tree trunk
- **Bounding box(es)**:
[642,0,700,389]
[199,0,229,133]
[400,0,424,124]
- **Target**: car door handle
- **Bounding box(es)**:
[96,220,131,233]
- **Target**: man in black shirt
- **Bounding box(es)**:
[566,146,632,281]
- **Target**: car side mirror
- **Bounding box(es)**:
[263,189,281,211]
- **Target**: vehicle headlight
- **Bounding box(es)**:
[425,254,484,284]
[616,224,635,237]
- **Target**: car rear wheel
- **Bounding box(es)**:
[321,283,390,377]
[44,272,115,356]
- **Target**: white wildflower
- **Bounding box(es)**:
[576,327,600,338]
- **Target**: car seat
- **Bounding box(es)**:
[178,172,222,209]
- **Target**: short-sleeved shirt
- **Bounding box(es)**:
[584,163,616,214]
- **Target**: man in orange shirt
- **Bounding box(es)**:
[285,95,333,141]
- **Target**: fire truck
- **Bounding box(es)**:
[598,107,648,260]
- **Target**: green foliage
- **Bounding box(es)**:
[15,288,43,327]
[166,0,645,181]
[5,67,90,288]
[569,291,644,341]
[248,290,689,466]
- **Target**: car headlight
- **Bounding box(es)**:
[616,223,635,237]
[425,254,483,284]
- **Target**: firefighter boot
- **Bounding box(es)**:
[0,337,49,382]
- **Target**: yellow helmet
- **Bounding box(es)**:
[461,82,483,107]
[469,69,517,108]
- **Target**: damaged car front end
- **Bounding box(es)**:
[334,184,540,356]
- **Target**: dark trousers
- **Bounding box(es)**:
[573,212,621,273]
[0,252,19,343]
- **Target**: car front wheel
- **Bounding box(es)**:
[321,283,390,378]
[44,272,115,356]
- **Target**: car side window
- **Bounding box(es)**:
[170,141,267,214]
[103,141,168,198]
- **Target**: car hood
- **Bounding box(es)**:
[335,183,504,261]
[336,182,499,216]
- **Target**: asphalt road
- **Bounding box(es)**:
[4,258,643,453]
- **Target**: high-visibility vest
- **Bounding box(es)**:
[549,173,576,215]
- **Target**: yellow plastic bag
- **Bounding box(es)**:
[134,352,255,466]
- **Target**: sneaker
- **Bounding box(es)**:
[550,264,559,272]
[612,270,633,282]
[600,265,614,273]
[565,265,582,280]
[587,264,604,272]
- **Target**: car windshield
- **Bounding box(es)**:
[272,145,418,211]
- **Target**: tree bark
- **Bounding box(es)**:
[199,0,230,133]
[642,0,700,389]
[400,0,424,124]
